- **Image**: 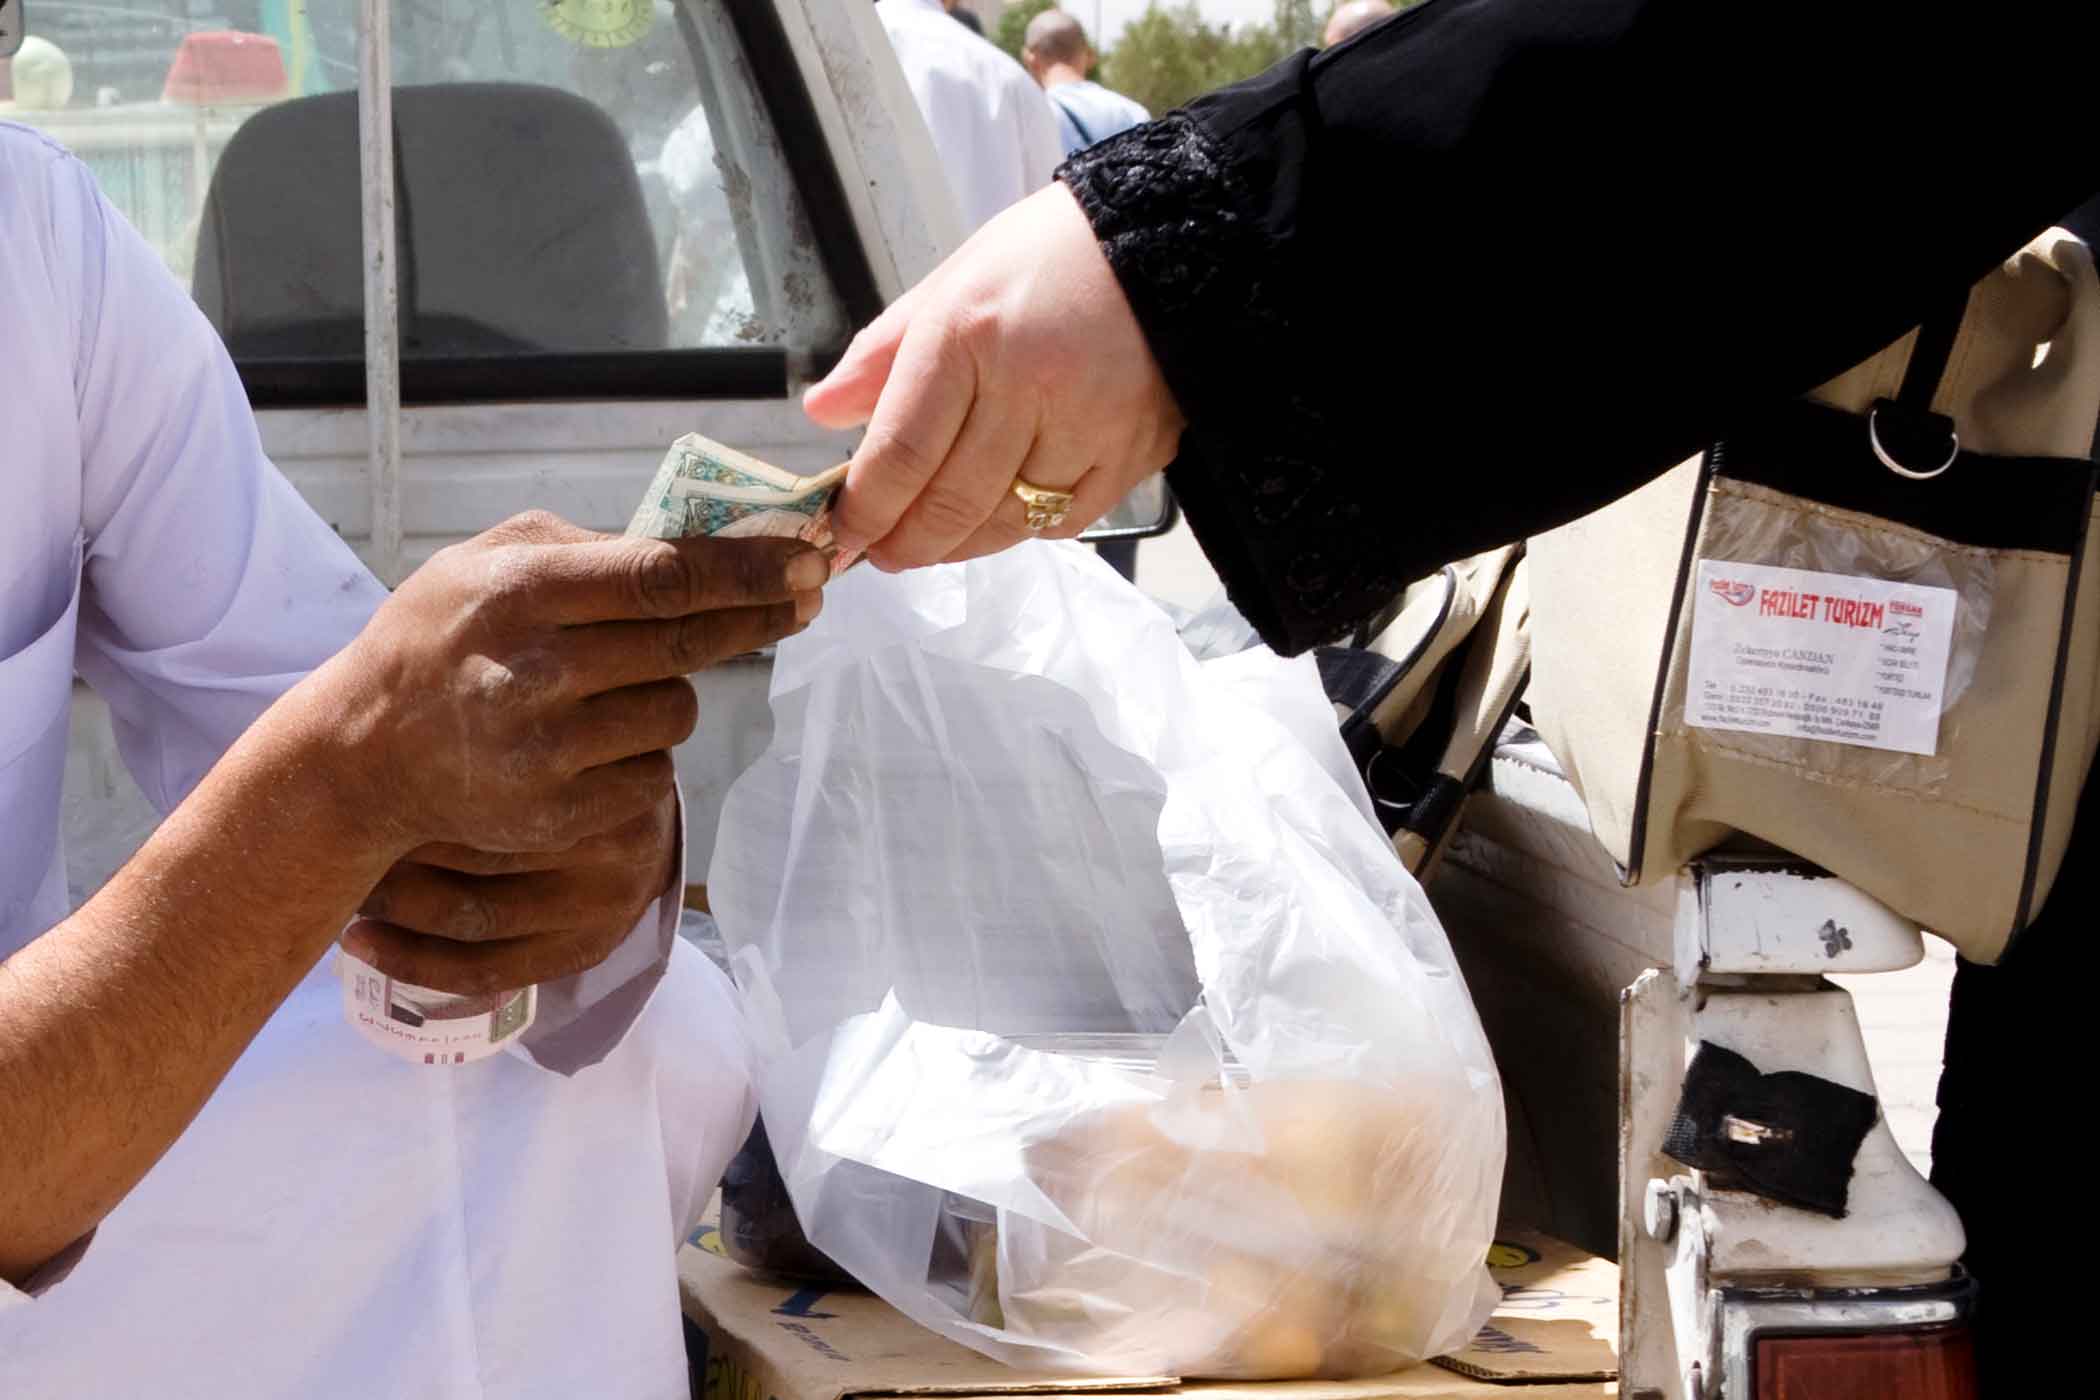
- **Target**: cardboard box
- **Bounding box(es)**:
[677,1225,1616,1400]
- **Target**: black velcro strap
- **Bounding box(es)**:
[1662,1041,1880,1218]
[1375,770,1467,841]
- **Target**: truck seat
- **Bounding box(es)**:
[1426,720,1675,1255]
[1447,721,1678,963]
[193,83,667,359]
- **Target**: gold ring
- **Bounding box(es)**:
[1010,477,1075,532]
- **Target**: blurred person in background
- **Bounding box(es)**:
[878,0,1063,233]
[1023,9,1149,157]
[1323,0,1395,48]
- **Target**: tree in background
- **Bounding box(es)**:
[1102,0,1355,118]
[1022,0,1408,122]
[994,0,1061,63]
[1272,0,1322,52]
[1101,4,1243,118]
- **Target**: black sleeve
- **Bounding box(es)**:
[1058,0,2098,655]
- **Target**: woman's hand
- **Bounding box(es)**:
[805,182,1185,570]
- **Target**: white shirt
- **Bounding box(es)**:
[876,0,1065,233]
[1045,80,1151,157]
[0,124,755,1397]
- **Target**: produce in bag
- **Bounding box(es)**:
[718,1117,854,1284]
[710,542,1504,1379]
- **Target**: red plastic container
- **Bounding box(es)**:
[162,31,288,106]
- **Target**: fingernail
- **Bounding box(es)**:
[786,551,828,591]
[794,590,822,624]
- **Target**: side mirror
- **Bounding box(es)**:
[1,1,24,60]
[1079,476,1179,543]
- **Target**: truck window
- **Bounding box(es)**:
[6,1,863,404]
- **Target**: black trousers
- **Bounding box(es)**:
[1932,781,2085,1389]
[1938,195,2100,1395]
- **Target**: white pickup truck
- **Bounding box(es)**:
[10,2,1974,1395]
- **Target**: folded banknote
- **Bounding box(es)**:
[628,434,855,574]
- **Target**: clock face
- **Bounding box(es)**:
[543,0,655,48]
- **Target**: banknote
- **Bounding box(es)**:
[627,434,856,573]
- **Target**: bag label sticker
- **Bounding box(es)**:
[1686,560,1958,756]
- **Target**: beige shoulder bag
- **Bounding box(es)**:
[1528,229,2100,962]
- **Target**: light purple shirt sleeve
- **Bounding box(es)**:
[39,152,384,811]
[55,155,682,1074]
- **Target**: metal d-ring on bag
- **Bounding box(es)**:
[1527,229,2100,964]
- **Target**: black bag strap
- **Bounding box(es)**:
[1869,294,1970,479]
[1896,294,1970,413]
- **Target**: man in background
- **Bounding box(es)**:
[878,0,1064,232]
[1323,0,1395,48]
[1021,9,1148,157]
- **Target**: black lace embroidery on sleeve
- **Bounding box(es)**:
[1059,118,1409,654]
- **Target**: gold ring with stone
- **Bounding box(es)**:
[1010,478,1076,532]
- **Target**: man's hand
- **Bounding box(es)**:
[310,511,821,853]
[291,512,823,990]
[345,790,678,996]
[803,182,1184,570]
[2,512,816,1284]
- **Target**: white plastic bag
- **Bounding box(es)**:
[710,542,1504,1380]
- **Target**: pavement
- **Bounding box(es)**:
[1125,521,1953,1175]
[1133,516,1228,613]
[1831,936,1954,1175]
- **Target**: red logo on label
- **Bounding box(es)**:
[1710,578,1756,607]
